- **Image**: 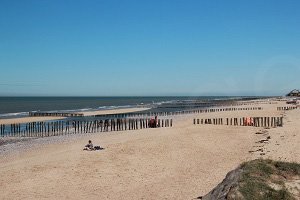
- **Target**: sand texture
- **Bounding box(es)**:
[0,100,299,199]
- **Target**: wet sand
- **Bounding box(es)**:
[0,107,150,125]
[0,116,66,125]
[79,107,150,116]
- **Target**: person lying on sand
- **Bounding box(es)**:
[83,140,95,151]
[83,140,103,151]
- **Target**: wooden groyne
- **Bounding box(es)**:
[0,118,173,138]
[94,106,264,119]
[193,116,283,128]
[27,106,264,120]
[29,112,84,117]
[277,106,298,111]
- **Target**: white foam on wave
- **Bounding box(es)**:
[97,105,134,110]
[35,108,94,113]
[0,112,28,118]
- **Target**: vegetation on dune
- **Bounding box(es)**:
[201,159,300,200]
[232,159,300,200]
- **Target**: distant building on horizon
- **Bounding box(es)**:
[286,89,300,97]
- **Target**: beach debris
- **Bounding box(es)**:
[249,148,265,153]
[257,139,269,144]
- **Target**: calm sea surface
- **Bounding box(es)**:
[0,96,261,117]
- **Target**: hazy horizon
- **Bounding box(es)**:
[0,94,279,98]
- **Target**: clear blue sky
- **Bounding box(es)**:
[0,0,300,96]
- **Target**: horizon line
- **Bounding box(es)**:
[0,95,279,98]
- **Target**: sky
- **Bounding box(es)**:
[0,0,300,96]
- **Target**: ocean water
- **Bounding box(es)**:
[0,96,260,118]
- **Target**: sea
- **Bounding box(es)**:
[0,96,262,119]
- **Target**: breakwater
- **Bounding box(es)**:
[193,116,283,128]
[0,118,173,137]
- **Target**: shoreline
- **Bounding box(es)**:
[0,107,151,125]
[79,107,151,116]
[1,99,299,199]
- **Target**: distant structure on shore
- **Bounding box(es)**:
[286,89,300,97]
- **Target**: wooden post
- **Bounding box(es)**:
[270,117,273,127]
[132,119,134,130]
[100,120,103,132]
[135,119,138,130]
[124,119,127,130]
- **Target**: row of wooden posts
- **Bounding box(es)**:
[277,106,298,111]
[187,107,263,114]
[27,106,264,120]
[0,118,173,137]
[126,106,263,116]
[29,112,84,117]
[193,117,283,128]
[91,106,264,119]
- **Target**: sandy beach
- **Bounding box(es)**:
[0,99,299,199]
[2,1,299,199]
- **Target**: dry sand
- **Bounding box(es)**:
[0,100,299,199]
[0,107,150,125]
